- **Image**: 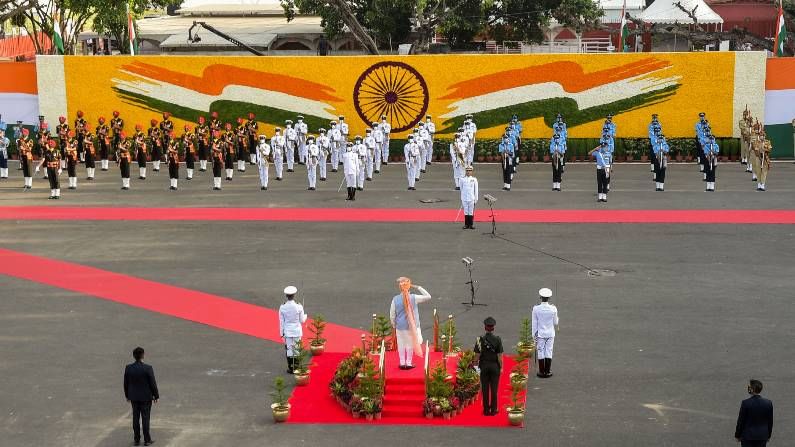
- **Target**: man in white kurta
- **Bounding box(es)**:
[460,166,479,230]
[390,278,431,369]
[279,285,307,374]
[532,287,559,378]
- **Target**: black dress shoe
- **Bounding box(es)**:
[261,187,267,190]
[332,169,338,173]
[144,441,154,446]
[287,169,294,173]
[134,441,140,446]
[420,169,426,173]
[455,187,460,190]
[320,177,326,181]
[374,170,380,174]
[405,365,415,369]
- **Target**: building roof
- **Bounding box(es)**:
[160,31,276,49]
[137,15,322,43]
[640,0,724,24]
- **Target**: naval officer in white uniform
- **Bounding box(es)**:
[279,285,307,374]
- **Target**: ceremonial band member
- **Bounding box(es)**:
[751,131,771,191]
[256,134,270,190]
[418,121,431,171]
[451,132,467,190]
[223,123,235,181]
[111,110,124,154]
[296,115,308,164]
[39,140,62,199]
[460,166,478,230]
[134,125,148,179]
[371,121,384,173]
[116,133,132,190]
[18,128,34,189]
[339,116,349,159]
[365,126,377,180]
[211,131,224,190]
[181,125,195,180]
[96,116,111,171]
[195,116,210,171]
[316,128,330,181]
[498,134,513,191]
[532,287,559,378]
[0,129,9,179]
[329,121,342,171]
[739,108,751,166]
[380,115,391,165]
[390,277,431,369]
[342,142,359,200]
[235,117,248,172]
[474,317,503,416]
[284,120,297,172]
[354,135,367,190]
[56,116,70,168]
[589,142,610,203]
[83,131,96,180]
[167,136,179,190]
[148,119,163,172]
[404,135,421,190]
[279,286,307,374]
[159,112,173,151]
[65,133,79,189]
[74,110,87,161]
[246,112,258,164]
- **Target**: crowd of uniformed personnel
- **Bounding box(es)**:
[0,107,777,200]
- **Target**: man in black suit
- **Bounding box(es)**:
[735,379,773,446]
[124,347,159,446]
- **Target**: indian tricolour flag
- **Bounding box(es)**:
[51,13,64,55]
[127,3,138,56]
[774,0,787,57]
[764,59,795,158]
[0,63,39,125]
[619,0,629,53]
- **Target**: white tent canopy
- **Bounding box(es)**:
[639,0,724,25]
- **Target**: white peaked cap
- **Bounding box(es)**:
[539,288,553,298]
[284,286,298,295]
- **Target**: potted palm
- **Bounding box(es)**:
[309,315,327,355]
[506,379,526,426]
[516,317,534,356]
[270,377,291,423]
[292,340,311,386]
[510,351,530,388]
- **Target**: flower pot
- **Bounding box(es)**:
[375,412,382,420]
[685,155,693,162]
[486,155,495,162]
[626,155,634,161]
[521,155,529,162]
[365,413,374,421]
[477,156,485,162]
[443,412,452,420]
[310,343,325,356]
[507,409,525,426]
[294,370,311,386]
[675,154,683,162]
[352,410,361,419]
[517,342,533,356]
[641,155,649,162]
[510,373,528,388]
[543,155,550,163]
[531,154,539,162]
[271,403,291,423]
[425,412,434,419]
[433,405,443,416]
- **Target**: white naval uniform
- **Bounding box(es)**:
[452,140,467,188]
[419,127,431,167]
[404,141,421,188]
[380,121,391,162]
[339,122,349,148]
[355,143,367,188]
[532,302,559,359]
[296,121,308,163]
[426,120,436,149]
[285,126,297,170]
[465,122,477,164]
[306,143,319,188]
[317,134,330,179]
[372,127,384,171]
[256,141,270,188]
[270,134,285,179]
[342,150,359,187]
[460,175,478,216]
[330,126,343,168]
[279,299,307,356]
[364,135,376,179]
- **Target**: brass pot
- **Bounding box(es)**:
[507,409,525,426]
[294,370,311,386]
[310,343,325,356]
[271,403,291,423]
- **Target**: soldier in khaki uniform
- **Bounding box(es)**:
[751,130,771,191]
[739,108,750,166]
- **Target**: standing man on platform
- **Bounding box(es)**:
[460,166,478,230]
[279,286,307,374]
[532,287,559,378]
[390,277,431,370]
[124,347,159,446]
[474,317,503,416]
[735,379,773,446]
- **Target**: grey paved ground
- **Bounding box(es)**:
[1,161,793,447]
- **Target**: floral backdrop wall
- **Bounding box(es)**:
[35,52,764,141]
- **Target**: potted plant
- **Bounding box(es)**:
[426,361,453,416]
[510,351,530,388]
[506,380,526,426]
[371,314,392,352]
[422,397,435,418]
[309,315,327,355]
[350,395,363,418]
[516,317,534,356]
[440,397,453,420]
[270,377,291,423]
[442,315,460,355]
[362,398,376,421]
[292,339,311,386]
[530,141,539,162]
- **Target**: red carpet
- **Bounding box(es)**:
[287,351,520,427]
[2,206,795,224]
[0,248,363,351]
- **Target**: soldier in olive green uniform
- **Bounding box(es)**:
[474,316,503,416]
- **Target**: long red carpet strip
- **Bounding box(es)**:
[0,248,363,352]
[288,351,520,427]
[2,206,795,223]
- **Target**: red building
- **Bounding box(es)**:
[706,0,779,38]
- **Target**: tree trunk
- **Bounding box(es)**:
[327,0,379,55]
